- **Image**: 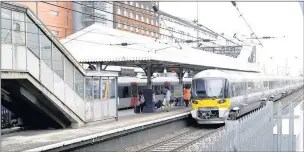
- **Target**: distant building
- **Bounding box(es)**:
[14,2,73,39]
[72,1,114,32]
[159,15,218,47]
[113,1,160,39]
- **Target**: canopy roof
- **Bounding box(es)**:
[61,23,259,72]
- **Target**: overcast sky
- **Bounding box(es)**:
[160,2,303,76]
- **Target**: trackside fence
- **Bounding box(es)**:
[184,101,274,152]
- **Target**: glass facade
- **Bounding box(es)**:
[1,3,118,122]
[1,5,117,102]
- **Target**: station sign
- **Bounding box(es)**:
[173,84,183,97]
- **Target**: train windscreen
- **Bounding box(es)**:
[192,78,227,99]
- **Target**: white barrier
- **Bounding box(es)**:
[185,101,274,151]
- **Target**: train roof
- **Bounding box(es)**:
[193,69,303,82]
[118,76,192,85]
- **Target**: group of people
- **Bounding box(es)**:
[136,85,191,113]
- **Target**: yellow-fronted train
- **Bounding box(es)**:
[190,69,303,125]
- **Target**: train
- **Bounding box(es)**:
[117,76,192,109]
[190,69,304,124]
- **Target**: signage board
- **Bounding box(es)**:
[173,84,183,97]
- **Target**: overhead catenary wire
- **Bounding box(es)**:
[231,1,263,47]
[59,1,201,41]
[2,2,236,50]
[0,16,208,50]
[42,1,229,47]
[1,26,157,53]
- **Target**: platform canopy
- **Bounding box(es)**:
[61,23,259,73]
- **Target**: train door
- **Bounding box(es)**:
[130,83,138,107]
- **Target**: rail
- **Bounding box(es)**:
[182,101,274,151]
[135,127,223,152]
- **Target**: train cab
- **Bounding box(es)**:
[190,70,231,124]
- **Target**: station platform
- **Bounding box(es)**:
[1,106,191,152]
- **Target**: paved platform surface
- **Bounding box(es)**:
[1,106,191,152]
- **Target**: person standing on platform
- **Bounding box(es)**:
[138,91,145,112]
[184,85,191,107]
[164,86,171,112]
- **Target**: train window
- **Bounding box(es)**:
[138,86,146,93]
[234,82,244,96]
[224,80,229,97]
[170,85,174,95]
[118,86,131,98]
[153,85,162,95]
[247,82,254,94]
[263,81,268,88]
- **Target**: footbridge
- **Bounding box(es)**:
[1,3,118,129]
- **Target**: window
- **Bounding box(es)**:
[64,58,74,89]
[146,6,149,12]
[151,31,154,36]
[155,33,158,38]
[135,26,139,32]
[74,69,84,99]
[130,25,134,31]
[146,17,149,24]
[141,28,145,34]
[40,33,52,68]
[136,2,139,7]
[136,14,139,20]
[51,30,59,36]
[141,16,144,22]
[117,20,122,28]
[93,77,100,99]
[146,30,149,35]
[124,22,127,29]
[130,12,133,19]
[85,78,92,100]
[1,9,12,44]
[13,11,25,45]
[141,4,144,9]
[26,17,39,57]
[117,7,121,15]
[156,21,159,26]
[151,19,154,25]
[52,45,64,79]
[130,1,133,5]
[124,9,128,17]
[124,1,128,4]
[50,10,58,16]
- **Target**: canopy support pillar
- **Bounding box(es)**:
[147,62,152,89]
[177,67,186,84]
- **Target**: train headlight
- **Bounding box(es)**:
[192,100,198,104]
[217,99,226,104]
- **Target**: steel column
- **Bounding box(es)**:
[115,76,118,121]
[277,102,282,151]
[0,3,2,148]
[178,67,183,84]
[147,62,152,89]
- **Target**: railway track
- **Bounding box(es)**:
[273,90,304,116]
[128,89,304,152]
[135,127,222,152]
